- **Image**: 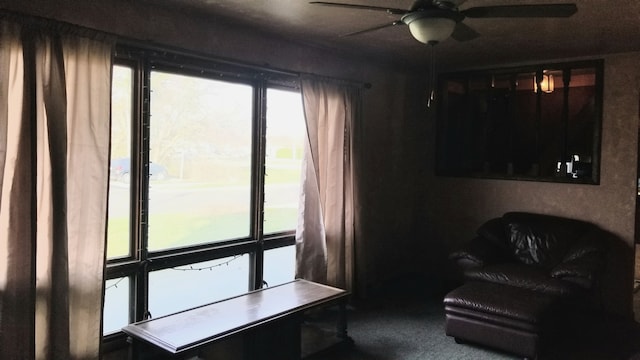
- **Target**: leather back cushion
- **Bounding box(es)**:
[476,217,513,261]
[477,217,506,246]
[503,212,591,269]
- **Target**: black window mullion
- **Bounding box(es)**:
[507,75,517,175]
[134,60,152,322]
[561,68,571,171]
[249,82,267,291]
[534,68,543,177]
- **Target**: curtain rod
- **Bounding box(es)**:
[299,72,372,89]
[118,38,371,90]
[0,10,115,42]
[117,38,299,79]
[1,10,371,90]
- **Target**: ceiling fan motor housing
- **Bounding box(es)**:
[402,9,463,44]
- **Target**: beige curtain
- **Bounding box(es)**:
[295,76,361,291]
[0,17,113,359]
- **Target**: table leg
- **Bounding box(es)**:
[127,336,140,360]
[336,300,354,346]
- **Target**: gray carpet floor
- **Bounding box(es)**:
[304,293,640,360]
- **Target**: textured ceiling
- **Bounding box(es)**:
[145,0,640,69]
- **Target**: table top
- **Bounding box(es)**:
[121,279,348,354]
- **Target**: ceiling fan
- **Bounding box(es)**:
[310,0,577,45]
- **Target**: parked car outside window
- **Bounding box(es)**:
[110,158,169,182]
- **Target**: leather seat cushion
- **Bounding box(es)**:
[463,263,579,297]
[444,282,557,325]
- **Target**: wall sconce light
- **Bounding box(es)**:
[534,73,554,93]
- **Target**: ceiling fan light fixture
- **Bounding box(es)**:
[402,12,459,44]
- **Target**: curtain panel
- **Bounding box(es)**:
[0,17,113,360]
[295,76,362,292]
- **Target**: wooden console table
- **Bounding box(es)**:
[122,279,350,359]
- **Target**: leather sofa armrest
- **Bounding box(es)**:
[565,229,605,259]
[449,236,511,271]
[550,232,606,289]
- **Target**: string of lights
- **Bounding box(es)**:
[105,277,127,291]
[105,255,244,292]
[170,255,244,271]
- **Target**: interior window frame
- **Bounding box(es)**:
[435,59,604,184]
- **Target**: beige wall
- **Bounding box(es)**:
[3,0,638,317]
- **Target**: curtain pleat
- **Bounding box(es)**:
[0,17,113,360]
[0,20,36,359]
[295,77,361,291]
[62,34,112,359]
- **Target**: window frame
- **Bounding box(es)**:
[103,45,301,345]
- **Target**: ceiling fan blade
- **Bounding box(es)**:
[462,4,577,18]
[450,22,480,42]
[341,21,404,37]
[309,2,408,15]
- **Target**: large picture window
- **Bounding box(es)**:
[103,48,304,335]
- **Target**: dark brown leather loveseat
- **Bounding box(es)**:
[444,212,607,359]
